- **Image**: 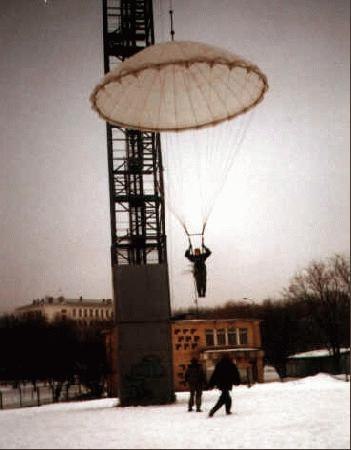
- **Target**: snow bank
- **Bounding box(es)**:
[289,348,350,358]
[290,373,345,385]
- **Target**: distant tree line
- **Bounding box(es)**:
[174,254,350,378]
[0,254,348,390]
[0,317,109,401]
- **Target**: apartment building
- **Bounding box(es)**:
[15,297,114,326]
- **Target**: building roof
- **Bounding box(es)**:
[289,348,350,359]
[203,348,260,353]
[171,318,261,323]
[15,298,113,311]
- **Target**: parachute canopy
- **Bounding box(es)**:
[91,40,269,248]
[90,40,268,132]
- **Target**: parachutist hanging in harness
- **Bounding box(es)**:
[185,240,211,298]
[91,39,268,300]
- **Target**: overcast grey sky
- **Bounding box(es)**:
[0,0,349,313]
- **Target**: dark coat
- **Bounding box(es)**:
[185,246,211,275]
[208,357,241,391]
[184,361,207,390]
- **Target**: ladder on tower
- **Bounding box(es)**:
[105,0,154,60]
[102,0,167,266]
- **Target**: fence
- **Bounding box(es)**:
[0,383,88,410]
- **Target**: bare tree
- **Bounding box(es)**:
[285,254,350,372]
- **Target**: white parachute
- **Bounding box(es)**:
[90,40,268,245]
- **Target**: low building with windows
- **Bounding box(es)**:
[105,316,264,394]
[172,318,264,390]
[15,297,114,326]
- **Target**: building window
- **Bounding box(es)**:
[61,309,67,314]
[72,309,76,317]
[84,309,87,318]
[227,327,237,345]
[95,309,99,317]
[239,328,248,345]
[79,309,82,318]
[216,329,226,345]
[90,309,93,318]
[205,329,215,347]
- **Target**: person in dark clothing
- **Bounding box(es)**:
[208,354,241,417]
[185,244,211,297]
[184,357,207,412]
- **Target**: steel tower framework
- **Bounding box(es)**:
[103,0,167,266]
[101,0,174,406]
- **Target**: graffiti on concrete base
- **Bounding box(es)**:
[122,355,166,404]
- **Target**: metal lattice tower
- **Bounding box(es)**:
[101,0,175,406]
[103,0,167,266]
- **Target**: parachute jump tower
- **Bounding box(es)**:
[101,0,174,406]
[95,0,268,408]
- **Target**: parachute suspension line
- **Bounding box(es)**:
[162,63,256,244]
[180,60,213,233]
[163,118,250,239]
[201,64,256,226]
[192,275,199,316]
[221,67,257,177]
[166,206,176,314]
[162,131,194,244]
[206,61,222,202]
[192,126,205,230]
[165,128,201,234]
[185,62,215,229]
[202,109,254,226]
[201,221,207,238]
[195,63,227,225]
[169,0,175,41]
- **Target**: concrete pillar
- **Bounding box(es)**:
[113,264,175,406]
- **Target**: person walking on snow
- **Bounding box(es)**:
[208,354,241,417]
[184,357,207,412]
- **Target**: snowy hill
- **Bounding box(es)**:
[0,374,349,449]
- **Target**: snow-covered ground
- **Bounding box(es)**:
[0,374,349,449]
[289,348,350,358]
